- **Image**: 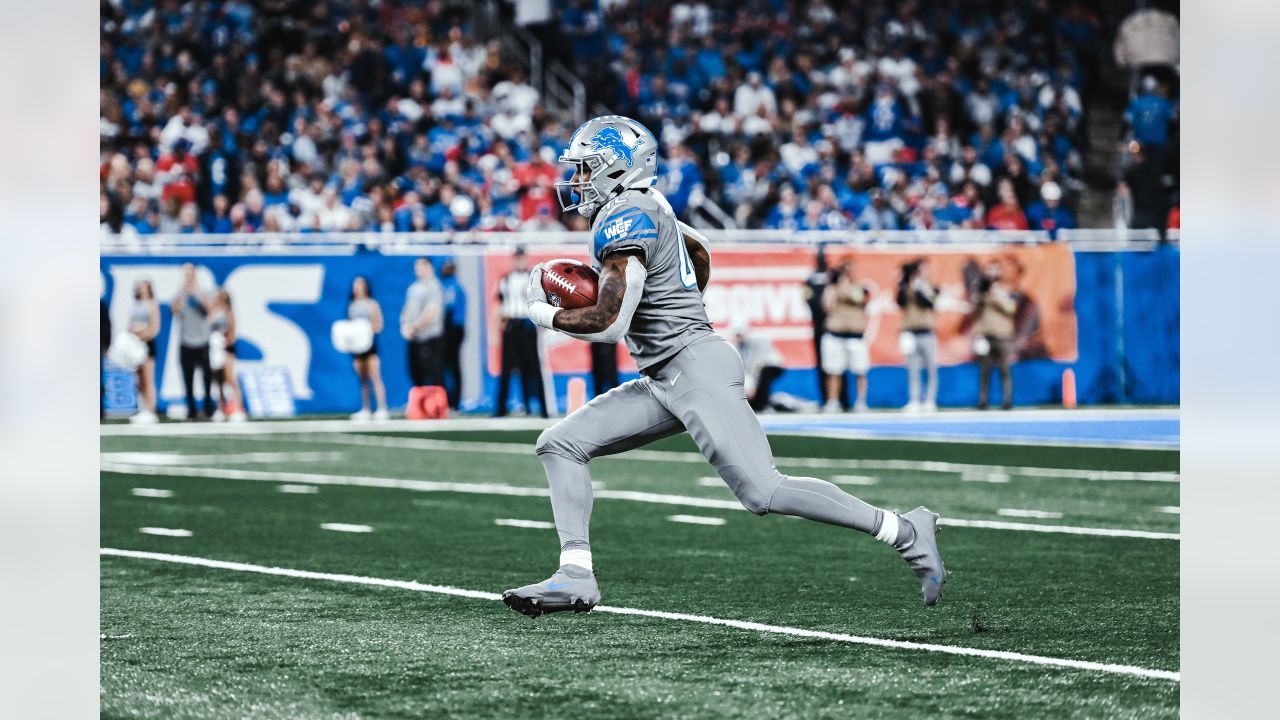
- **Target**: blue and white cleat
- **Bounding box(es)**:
[502,564,600,619]
[898,507,947,606]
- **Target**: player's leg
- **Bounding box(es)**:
[502,378,683,617]
[661,336,945,604]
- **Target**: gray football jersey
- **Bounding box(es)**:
[590,188,714,370]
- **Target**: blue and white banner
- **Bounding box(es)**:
[101,242,1179,413]
[100,252,486,415]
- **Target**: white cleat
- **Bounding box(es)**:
[350,409,371,422]
[502,564,600,619]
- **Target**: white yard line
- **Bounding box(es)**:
[1157,506,1180,514]
[831,475,880,486]
[697,477,725,487]
[130,488,174,498]
[100,463,1180,541]
[138,527,192,537]
[494,518,555,530]
[942,518,1177,540]
[247,432,1178,483]
[99,548,1180,683]
[961,470,1011,484]
[668,514,727,526]
[103,451,345,466]
[997,508,1064,520]
[320,523,373,533]
[278,484,319,494]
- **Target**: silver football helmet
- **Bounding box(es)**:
[556,115,659,218]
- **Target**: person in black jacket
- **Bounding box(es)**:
[101,300,111,419]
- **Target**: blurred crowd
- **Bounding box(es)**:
[100,0,584,238]
[100,0,1176,240]
[576,0,1108,233]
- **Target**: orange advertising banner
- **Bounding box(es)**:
[485,242,1077,374]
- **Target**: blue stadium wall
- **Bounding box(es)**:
[100,245,1178,414]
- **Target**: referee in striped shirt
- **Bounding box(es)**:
[493,247,548,417]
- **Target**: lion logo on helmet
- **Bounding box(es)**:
[587,127,644,168]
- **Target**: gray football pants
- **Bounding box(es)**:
[535,335,884,553]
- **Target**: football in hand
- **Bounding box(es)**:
[539,258,599,309]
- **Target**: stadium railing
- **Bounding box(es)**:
[100,229,1172,254]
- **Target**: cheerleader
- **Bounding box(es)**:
[348,276,388,420]
[127,280,160,424]
[209,289,247,422]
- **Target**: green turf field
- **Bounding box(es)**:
[100,426,1179,719]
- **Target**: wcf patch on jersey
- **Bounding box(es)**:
[604,217,634,239]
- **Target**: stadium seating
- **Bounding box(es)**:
[100,1,1178,238]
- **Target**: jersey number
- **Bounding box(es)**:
[675,233,697,289]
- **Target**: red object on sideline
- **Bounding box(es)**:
[406,386,448,420]
[1062,369,1077,409]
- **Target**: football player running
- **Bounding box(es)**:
[503,116,946,618]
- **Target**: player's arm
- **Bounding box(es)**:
[527,251,648,343]
[678,221,711,292]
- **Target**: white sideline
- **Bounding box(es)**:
[668,514,727,526]
[997,508,1064,520]
[99,547,1180,683]
[139,527,192,537]
[494,518,555,530]
[131,488,174,498]
[265,432,1180,483]
[320,523,373,533]
[102,451,345,466]
[102,462,1180,541]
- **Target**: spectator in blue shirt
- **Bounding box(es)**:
[1025,182,1076,237]
[204,195,233,233]
[438,258,467,410]
[660,144,704,217]
[857,189,901,230]
[764,185,803,230]
[1124,76,1175,149]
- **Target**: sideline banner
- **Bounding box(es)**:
[99,253,467,415]
[484,243,1077,374]
[102,242,1081,414]
[816,243,1078,366]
